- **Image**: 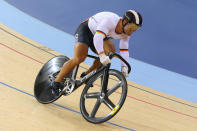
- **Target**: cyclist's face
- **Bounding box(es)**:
[124,23,139,36]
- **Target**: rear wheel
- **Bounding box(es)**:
[34,56,72,104]
[80,69,127,123]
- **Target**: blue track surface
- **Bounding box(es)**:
[0,1,197,103]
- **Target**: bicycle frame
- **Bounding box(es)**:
[71,54,111,93]
[69,52,131,93]
[71,54,100,80]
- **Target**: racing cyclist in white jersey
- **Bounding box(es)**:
[51,10,143,95]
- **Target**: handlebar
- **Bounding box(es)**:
[108,52,131,74]
[87,52,131,74]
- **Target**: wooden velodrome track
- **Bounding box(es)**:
[0,23,197,131]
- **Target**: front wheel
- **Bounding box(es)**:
[80,69,128,124]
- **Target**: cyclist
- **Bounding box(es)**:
[51,10,142,94]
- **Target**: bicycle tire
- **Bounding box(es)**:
[80,69,127,124]
[34,56,72,104]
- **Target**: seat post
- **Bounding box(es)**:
[72,65,79,80]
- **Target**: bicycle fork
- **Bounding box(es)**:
[100,64,110,97]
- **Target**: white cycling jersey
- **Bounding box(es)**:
[88,11,130,67]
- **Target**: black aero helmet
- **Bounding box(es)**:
[123,10,143,27]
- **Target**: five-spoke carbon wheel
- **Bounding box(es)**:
[80,69,127,124]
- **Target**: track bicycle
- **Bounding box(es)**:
[34,52,131,123]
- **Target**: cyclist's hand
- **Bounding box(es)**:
[121,66,129,77]
[99,53,111,65]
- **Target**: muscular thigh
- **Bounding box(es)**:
[103,39,116,55]
[73,43,88,61]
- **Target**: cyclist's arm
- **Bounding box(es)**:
[93,19,112,54]
[119,36,130,67]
